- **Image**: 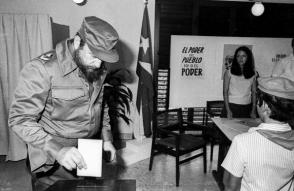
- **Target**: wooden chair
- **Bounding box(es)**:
[205,100,224,161]
[149,108,207,187]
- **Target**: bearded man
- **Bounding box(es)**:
[8,16,118,190]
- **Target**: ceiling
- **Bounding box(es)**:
[214,0,294,3]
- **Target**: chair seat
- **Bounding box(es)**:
[157,134,206,151]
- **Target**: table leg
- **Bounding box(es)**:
[212,129,231,191]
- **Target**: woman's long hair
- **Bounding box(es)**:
[231,46,255,79]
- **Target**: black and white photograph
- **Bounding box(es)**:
[0,0,294,191]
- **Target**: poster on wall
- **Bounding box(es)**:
[169,35,292,108]
[272,53,287,66]
[221,44,253,79]
[181,44,205,79]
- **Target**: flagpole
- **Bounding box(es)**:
[143,0,148,143]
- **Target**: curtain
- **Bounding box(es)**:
[0,13,52,161]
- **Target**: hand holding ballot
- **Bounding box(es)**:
[56,147,87,171]
[56,139,116,177]
[77,139,103,177]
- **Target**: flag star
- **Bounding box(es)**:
[140,36,149,54]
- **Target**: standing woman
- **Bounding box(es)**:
[222,46,257,119]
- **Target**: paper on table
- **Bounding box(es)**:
[77,139,102,177]
[237,119,261,127]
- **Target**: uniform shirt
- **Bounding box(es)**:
[222,123,294,191]
[228,71,255,105]
[8,39,112,171]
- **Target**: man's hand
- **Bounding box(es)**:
[56,147,87,171]
[103,141,116,162]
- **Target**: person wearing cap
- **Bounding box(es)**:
[272,38,294,81]
[221,76,294,191]
[8,16,119,190]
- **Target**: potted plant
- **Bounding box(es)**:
[103,69,133,139]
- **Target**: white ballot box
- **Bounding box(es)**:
[77,139,102,177]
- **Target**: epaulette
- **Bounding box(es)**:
[35,50,56,64]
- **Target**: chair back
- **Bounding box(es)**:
[206,100,224,126]
[156,108,183,133]
[184,107,206,125]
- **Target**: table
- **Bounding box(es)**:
[45,179,136,191]
[211,117,261,190]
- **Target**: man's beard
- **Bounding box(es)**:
[74,50,106,83]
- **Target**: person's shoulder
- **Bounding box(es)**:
[233,131,259,143]
[20,50,56,70]
[34,50,57,65]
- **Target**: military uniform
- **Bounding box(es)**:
[8,39,112,173]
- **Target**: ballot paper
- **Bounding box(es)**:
[77,139,102,177]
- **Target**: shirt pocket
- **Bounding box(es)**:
[52,87,85,100]
[51,86,88,121]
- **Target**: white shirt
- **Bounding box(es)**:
[221,123,294,191]
[229,71,255,105]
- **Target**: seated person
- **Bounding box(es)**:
[221,76,294,191]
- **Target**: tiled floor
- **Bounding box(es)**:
[0,145,220,191]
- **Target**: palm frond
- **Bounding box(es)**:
[103,69,133,125]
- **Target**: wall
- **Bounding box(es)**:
[0,0,155,138]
